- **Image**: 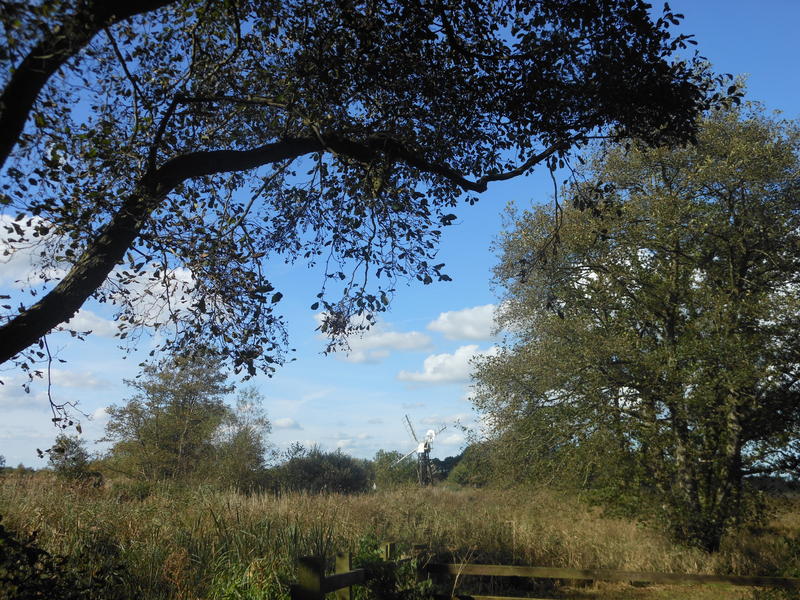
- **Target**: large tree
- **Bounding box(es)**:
[1,1,734,394]
[473,107,800,551]
[213,386,273,491]
[102,353,237,482]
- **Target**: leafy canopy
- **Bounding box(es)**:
[0,1,736,397]
[372,449,417,488]
[102,354,270,486]
[474,106,800,551]
[272,445,371,494]
[47,433,94,481]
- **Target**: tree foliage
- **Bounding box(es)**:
[474,106,800,551]
[446,443,495,487]
[371,449,416,488]
[0,0,737,402]
[0,517,128,600]
[271,445,370,494]
[213,386,273,491]
[102,353,270,487]
[47,433,96,482]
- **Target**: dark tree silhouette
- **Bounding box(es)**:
[0,1,735,401]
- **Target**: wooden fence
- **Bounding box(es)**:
[290,542,800,600]
[291,542,417,600]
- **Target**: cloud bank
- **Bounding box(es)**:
[315,314,432,363]
[427,304,497,340]
[397,344,497,384]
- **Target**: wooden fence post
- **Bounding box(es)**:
[381,542,397,562]
[291,556,325,600]
[412,543,428,584]
[335,552,353,600]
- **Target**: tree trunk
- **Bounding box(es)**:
[668,405,744,552]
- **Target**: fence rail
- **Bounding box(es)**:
[426,562,800,590]
[290,542,800,599]
[290,542,410,600]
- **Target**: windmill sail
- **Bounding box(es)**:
[404,414,419,443]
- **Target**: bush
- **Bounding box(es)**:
[0,516,127,600]
[371,450,417,490]
[446,444,493,487]
[48,434,96,483]
[272,447,370,494]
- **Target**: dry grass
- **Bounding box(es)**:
[1,475,798,599]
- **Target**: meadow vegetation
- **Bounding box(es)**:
[2,472,800,599]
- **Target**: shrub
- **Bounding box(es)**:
[0,516,127,600]
[273,447,370,494]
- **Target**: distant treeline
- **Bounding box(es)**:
[12,436,475,496]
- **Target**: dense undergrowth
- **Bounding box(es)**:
[1,474,799,599]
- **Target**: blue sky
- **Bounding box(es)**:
[2,1,800,467]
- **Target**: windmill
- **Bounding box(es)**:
[394,414,445,486]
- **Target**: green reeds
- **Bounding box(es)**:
[1,475,799,599]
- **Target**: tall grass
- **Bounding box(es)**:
[1,475,798,599]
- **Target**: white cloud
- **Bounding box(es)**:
[0,382,50,410]
[0,369,104,410]
[274,417,302,430]
[461,387,477,403]
[91,406,109,420]
[334,433,374,452]
[427,304,497,341]
[315,313,432,363]
[402,402,425,409]
[61,309,118,338]
[49,369,109,389]
[301,389,333,402]
[397,345,498,385]
[105,265,197,328]
[79,406,112,443]
[420,413,468,426]
[440,432,465,446]
[1,215,198,341]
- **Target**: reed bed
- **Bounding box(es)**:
[1,475,798,599]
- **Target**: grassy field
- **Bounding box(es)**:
[2,474,799,599]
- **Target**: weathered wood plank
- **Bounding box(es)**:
[434,595,560,600]
[323,568,367,593]
[383,542,398,561]
[291,556,325,600]
[334,552,353,600]
[425,563,800,589]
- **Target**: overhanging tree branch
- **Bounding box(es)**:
[1,0,731,392]
[176,93,575,192]
[0,0,176,169]
[0,125,572,365]
[323,133,573,193]
[0,137,320,365]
